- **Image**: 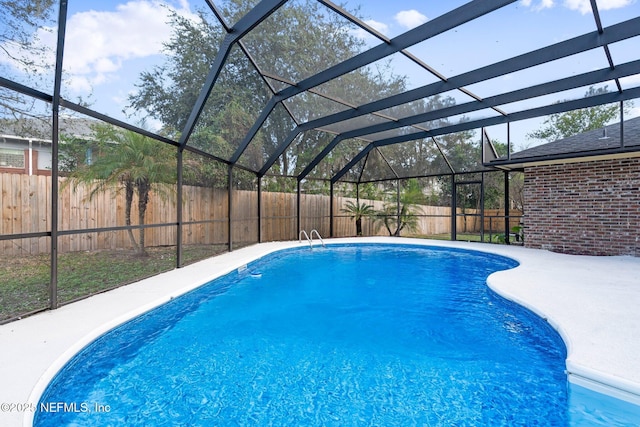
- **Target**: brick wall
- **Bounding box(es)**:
[524,157,640,256]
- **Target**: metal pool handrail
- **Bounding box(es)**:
[310,229,325,247]
[299,229,325,248]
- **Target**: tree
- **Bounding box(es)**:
[338,182,382,201]
[527,86,624,142]
[341,200,375,236]
[378,204,420,236]
[65,125,177,255]
[429,127,482,207]
[0,0,56,127]
[127,0,406,182]
[58,135,92,173]
[375,179,423,237]
[0,1,54,54]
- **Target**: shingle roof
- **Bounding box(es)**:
[507,116,640,161]
[0,117,96,141]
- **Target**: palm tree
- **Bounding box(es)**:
[376,180,424,236]
[377,203,421,236]
[341,200,375,236]
[66,125,176,255]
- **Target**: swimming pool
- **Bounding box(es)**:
[31,244,633,425]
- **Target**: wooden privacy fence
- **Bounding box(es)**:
[483,209,523,233]
[455,209,523,234]
[1,173,520,256]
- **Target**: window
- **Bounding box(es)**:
[0,149,25,168]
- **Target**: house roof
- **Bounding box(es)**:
[487,116,640,170]
[0,117,96,142]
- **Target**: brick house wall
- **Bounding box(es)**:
[524,157,640,256]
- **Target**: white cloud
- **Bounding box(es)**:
[520,0,555,11]
[365,19,390,36]
[351,19,389,42]
[0,28,53,76]
[61,1,197,92]
[621,74,640,88]
[0,1,198,94]
[564,0,633,14]
[523,0,633,13]
[563,0,590,13]
[67,75,93,93]
[394,10,428,30]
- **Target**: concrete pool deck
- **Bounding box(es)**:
[1,237,639,426]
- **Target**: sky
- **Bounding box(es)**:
[347,0,640,145]
[1,0,639,148]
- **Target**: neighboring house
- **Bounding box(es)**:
[0,117,96,175]
[0,134,51,175]
[488,116,640,256]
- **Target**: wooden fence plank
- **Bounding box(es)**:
[38,175,49,253]
[1,174,13,254]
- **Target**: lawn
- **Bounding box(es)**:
[0,245,226,323]
[415,233,495,243]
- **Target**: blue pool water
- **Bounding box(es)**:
[33,244,637,426]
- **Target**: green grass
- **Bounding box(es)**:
[0,244,226,323]
[413,233,495,243]
[55,248,177,303]
[0,254,49,320]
